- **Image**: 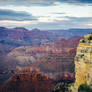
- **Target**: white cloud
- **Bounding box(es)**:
[0,1,92,29]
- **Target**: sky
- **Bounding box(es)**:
[0,0,92,30]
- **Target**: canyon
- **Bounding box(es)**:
[0,27,92,92]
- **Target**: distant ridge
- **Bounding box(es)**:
[0,26,92,31]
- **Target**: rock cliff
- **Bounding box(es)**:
[74,33,92,91]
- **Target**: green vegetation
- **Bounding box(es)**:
[80,54,84,58]
[88,36,92,40]
[52,82,72,92]
[90,32,92,34]
[78,83,92,92]
[81,39,86,43]
[80,33,92,43]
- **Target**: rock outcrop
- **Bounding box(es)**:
[0,72,55,92]
[74,33,92,91]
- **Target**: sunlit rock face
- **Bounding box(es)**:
[74,33,92,89]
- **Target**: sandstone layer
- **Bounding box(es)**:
[74,33,92,91]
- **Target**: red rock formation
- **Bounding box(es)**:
[54,73,75,82]
[16,66,40,73]
[50,36,82,49]
[1,72,55,92]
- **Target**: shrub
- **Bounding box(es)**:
[52,82,72,92]
[88,36,92,40]
[81,39,86,43]
[78,83,92,92]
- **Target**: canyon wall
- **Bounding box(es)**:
[74,33,92,91]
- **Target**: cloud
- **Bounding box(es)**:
[0,0,55,6]
[0,16,92,30]
[52,12,66,14]
[71,0,92,3]
[58,0,92,3]
[0,20,37,29]
[57,16,92,29]
[56,0,92,5]
[0,0,92,6]
[35,16,92,29]
[87,24,92,26]
[64,16,92,21]
[0,9,37,21]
